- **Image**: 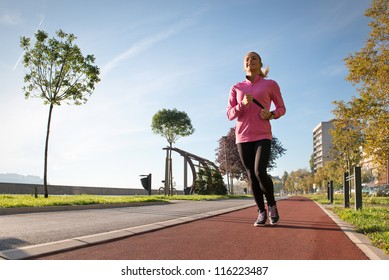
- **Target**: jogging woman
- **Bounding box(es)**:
[227,51,286,226]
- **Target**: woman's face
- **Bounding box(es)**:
[244,52,262,73]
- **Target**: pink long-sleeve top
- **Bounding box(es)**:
[227,75,286,143]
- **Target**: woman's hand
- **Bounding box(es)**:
[242,94,253,106]
[260,108,273,120]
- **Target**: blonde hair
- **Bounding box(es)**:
[260,65,270,78]
[244,51,270,78]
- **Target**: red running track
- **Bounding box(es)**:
[34,196,368,260]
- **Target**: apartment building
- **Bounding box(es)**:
[313,121,334,172]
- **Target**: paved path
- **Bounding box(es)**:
[1,196,386,260]
[0,198,255,257]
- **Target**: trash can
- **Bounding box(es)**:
[184,187,191,195]
[140,173,152,195]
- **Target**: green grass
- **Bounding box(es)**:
[0,194,251,208]
[304,193,389,256]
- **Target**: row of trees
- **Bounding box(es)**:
[282,162,345,195]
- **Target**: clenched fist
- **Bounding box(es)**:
[242,94,253,106]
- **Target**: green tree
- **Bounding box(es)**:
[151,108,194,195]
[313,166,330,192]
[330,102,364,173]
[314,161,343,191]
[281,171,289,187]
[272,176,284,195]
[343,0,389,173]
[324,161,343,189]
[269,136,287,171]
[285,169,313,194]
[361,166,375,185]
[309,154,315,174]
[195,166,227,195]
[20,29,100,198]
[215,128,244,193]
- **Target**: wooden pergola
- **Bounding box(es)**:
[162,146,218,194]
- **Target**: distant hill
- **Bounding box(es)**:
[0,173,43,184]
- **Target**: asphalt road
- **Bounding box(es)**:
[0,199,255,251]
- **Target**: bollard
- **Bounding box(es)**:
[344,167,362,210]
[329,180,334,204]
[343,172,350,208]
[354,167,362,210]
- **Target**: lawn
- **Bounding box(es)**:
[0,194,250,208]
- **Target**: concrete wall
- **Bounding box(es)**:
[0,182,161,196]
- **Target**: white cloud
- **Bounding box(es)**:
[321,62,347,77]
[101,17,197,77]
[12,16,45,70]
[0,11,22,25]
[299,1,366,40]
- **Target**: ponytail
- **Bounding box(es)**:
[260,66,270,78]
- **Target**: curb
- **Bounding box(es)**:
[314,202,389,260]
[0,202,256,260]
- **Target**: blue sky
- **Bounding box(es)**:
[0,0,371,190]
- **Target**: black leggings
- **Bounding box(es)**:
[237,139,275,212]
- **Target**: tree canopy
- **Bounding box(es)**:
[151,108,195,147]
[330,104,364,173]
[21,29,100,106]
[215,127,286,182]
[284,168,313,194]
[195,166,227,195]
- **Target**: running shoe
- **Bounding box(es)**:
[268,205,280,225]
[254,210,267,227]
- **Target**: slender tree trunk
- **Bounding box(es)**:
[230,175,234,194]
[164,148,169,196]
[43,103,54,198]
[169,142,173,196]
[386,158,389,185]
